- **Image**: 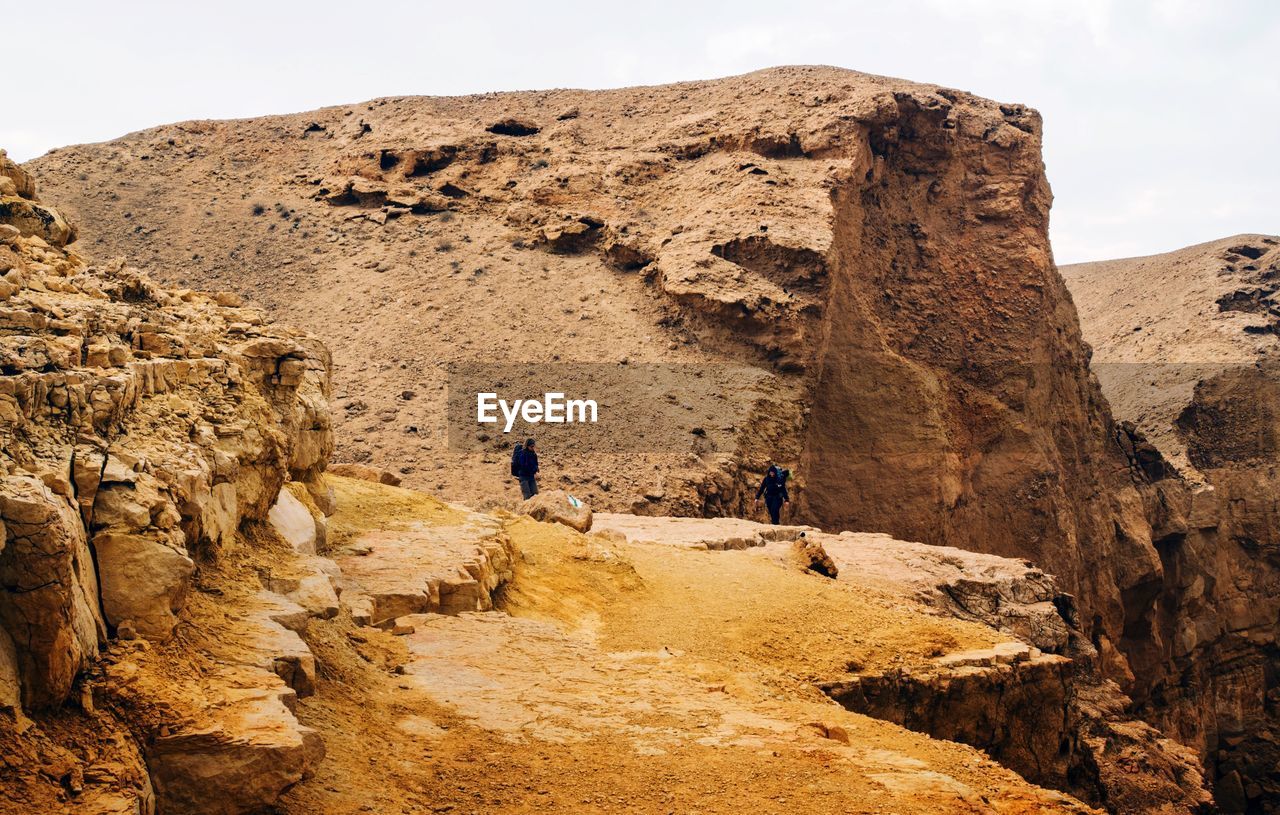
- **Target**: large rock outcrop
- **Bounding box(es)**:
[1064,237,1280,811]
[0,163,332,709]
[0,149,335,812]
[20,67,1259,809]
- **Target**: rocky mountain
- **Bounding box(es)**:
[28,64,1157,676]
[11,65,1277,811]
[0,150,1141,814]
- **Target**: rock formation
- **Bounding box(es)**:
[0,147,331,705]
[1064,236,1280,812]
[517,489,593,532]
[26,69,1162,671]
[0,149,335,813]
[16,67,1275,810]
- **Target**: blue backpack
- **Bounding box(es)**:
[510,443,525,476]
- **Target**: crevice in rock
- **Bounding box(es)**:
[486,119,540,137]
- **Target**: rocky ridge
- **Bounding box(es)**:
[16,65,1276,810]
[1064,236,1280,812]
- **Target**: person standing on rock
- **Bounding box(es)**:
[753,465,789,525]
[514,438,540,500]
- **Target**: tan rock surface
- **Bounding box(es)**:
[267,486,318,555]
[0,476,104,708]
[593,511,813,549]
[91,531,195,639]
[328,475,513,624]
[112,661,322,815]
[0,171,333,706]
[516,488,593,532]
[1064,235,1280,809]
[280,479,1100,815]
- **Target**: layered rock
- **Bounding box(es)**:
[1064,237,1280,810]
[105,655,324,815]
[333,487,513,626]
[816,530,1211,812]
[0,153,335,811]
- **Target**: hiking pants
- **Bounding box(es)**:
[765,496,783,525]
[519,476,539,500]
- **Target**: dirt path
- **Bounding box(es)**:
[276,481,1095,814]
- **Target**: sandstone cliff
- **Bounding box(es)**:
[18,66,1261,810]
[0,149,336,813]
[1065,236,1280,812]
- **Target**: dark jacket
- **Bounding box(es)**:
[517,448,539,478]
[755,469,788,503]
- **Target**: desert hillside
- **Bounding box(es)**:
[10,64,1280,812]
[1062,234,1280,476]
[1063,235,1280,812]
[25,67,1106,539]
[0,151,1166,813]
[27,66,1160,687]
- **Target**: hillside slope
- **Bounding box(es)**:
[25,67,1271,809]
[1062,234,1280,476]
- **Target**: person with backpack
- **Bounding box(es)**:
[511,438,540,500]
[753,465,790,525]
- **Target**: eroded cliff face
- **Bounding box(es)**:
[1065,238,1280,811]
[793,92,1161,657]
[18,67,1255,809]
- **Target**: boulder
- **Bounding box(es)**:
[0,196,76,246]
[92,532,195,639]
[0,475,104,708]
[267,487,317,555]
[0,150,35,199]
[793,536,838,578]
[141,666,324,815]
[263,559,341,621]
[517,490,593,533]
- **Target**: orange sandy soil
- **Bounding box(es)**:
[276,482,1093,815]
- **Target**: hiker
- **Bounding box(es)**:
[511,438,540,500]
[753,465,790,525]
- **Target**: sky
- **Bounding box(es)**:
[3,0,1276,264]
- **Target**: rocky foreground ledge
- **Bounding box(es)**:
[0,149,337,812]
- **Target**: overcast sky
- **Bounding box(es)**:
[4,0,1275,264]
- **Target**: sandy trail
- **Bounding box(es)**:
[276,481,1094,814]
